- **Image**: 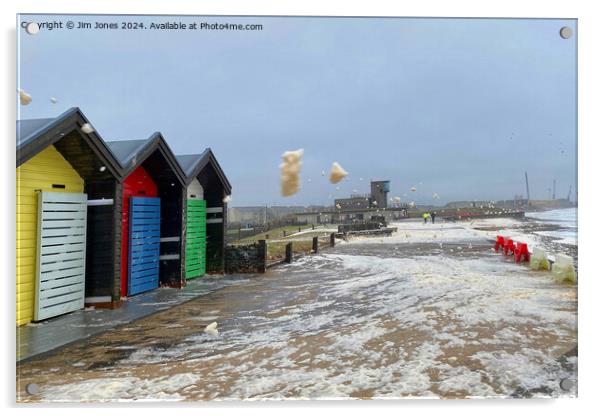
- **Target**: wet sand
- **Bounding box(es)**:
[16,222,577,402]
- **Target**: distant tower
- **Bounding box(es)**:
[524,172,530,201]
[553,179,556,200]
[370,180,390,208]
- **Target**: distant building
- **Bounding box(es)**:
[334,195,372,211]
[444,199,528,210]
[335,180,391,211]
[228,205,319,226]
[295,207,407,225]
[297,180,406,224]
[227,206,267,225]
[370,180,390,208]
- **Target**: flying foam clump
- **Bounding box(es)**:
[433,193,440,199]
[223,195,232,204]
[329,162,348,184]
[393,196,401,204]
[81,123,95,134]
[19,90,32,105]
[410,186,417,192]
[280,149,303,197]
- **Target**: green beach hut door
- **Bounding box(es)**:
[34,191,88,321]
[185,179,206,279]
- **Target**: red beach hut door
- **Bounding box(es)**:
[121,165,158,297]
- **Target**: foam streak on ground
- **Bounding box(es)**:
[17,219,577,401]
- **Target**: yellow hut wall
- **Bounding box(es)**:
[16,145,84,325]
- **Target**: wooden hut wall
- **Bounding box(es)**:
[141,149,185,287]
[187,179,204,200]
[16,145,85,325]
[111,182,123,302]
[157,180,184,286]
[184,179,206,279]
[121,165,158,297]
[53,131,121,304]
[83,179,119,300]
[197,165,226,274]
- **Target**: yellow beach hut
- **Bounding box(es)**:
[16,108,122,325]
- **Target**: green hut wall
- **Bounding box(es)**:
[185,199,206,279]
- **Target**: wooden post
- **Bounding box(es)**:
[298,226,301,233]
[312,236,319,254]
[283,230,286,237]
[257,239,267,273]
[312,223,315,230]
[265,234,269,240]
[285,242,293,263]
[330,232,335,247]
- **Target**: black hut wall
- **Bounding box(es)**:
[141,149,184,287]
[54,130,121,300]
[198,166,226,274]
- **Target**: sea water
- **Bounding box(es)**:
[526,208,577,246]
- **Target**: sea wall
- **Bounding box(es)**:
[225,240,267,273]
[338,222,382,233]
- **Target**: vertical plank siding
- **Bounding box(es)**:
[127,197,161,295]
[112,181,123,301]
[158,188,184,287]
[16,145,84,325]
[35,192,87,321]
[121,166,158,297]
[205,204,226,273]
[84,181,117,299]
[185,199,206,279]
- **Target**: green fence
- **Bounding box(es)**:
[185,199,206,279]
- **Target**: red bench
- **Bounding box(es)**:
[495,235,505,252]
[514,242,530,263]
[503,238,515,256]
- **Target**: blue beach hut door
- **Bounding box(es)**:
[127,197,161,296]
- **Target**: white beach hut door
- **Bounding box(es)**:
[34,191,87,321]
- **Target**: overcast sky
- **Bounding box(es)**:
[18,16,577,206]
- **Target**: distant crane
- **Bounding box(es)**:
[567,184,572,201]
[553,179,556,200]
[524,172,530,201]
